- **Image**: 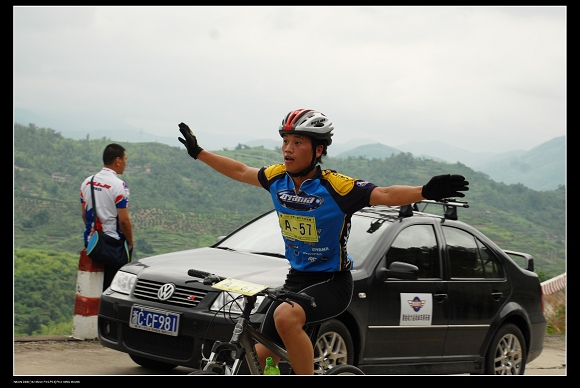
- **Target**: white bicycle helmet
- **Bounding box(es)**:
[279,109,334,145]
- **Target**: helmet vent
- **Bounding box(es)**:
[311,119,325,127]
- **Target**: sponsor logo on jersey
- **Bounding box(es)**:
[87,181,112,189]
[276,190,324,211]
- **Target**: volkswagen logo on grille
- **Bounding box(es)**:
[157,283,176,301]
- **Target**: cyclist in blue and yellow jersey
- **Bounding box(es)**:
[177,109,469,375]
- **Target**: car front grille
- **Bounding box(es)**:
[133,279,208,308]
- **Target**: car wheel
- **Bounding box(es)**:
[313,319,354,374]
[484,323,527,375]
[324,364,365,375]
[129,354,178,371]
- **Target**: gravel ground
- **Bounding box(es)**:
[14,334,566,351]
[13,334,566,376]
[14,338,101,353]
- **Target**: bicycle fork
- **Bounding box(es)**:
[202,296,267,375]
[202,295,291,375]
[202,317,255,374]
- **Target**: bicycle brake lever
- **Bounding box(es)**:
[203,274,223,285]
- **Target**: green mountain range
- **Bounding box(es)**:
[13,123,565,336]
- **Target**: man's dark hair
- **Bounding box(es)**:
[312,138,328,165]
[103,143,126,165]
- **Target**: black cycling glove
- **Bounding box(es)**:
[178,122,203,159]
[422,174,469,200]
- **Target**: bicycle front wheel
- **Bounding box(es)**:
[323,364,365,375]
[189,370,220,375]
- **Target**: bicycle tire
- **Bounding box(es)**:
[323,364,365,375]
[188,370,220,375]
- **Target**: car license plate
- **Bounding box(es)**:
[129,305,180,336]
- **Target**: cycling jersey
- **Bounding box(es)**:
[80,167,130,245]
[257,165,377,272]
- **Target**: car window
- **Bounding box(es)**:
[217,211,285,255]
[477,239,505,278]
[442,226,505,279]
[347,215,393,267]
[215,211,392,268]
[385,224,441,279]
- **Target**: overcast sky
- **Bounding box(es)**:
[13,6,566,153]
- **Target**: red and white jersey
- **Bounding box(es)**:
[80,167,130,245]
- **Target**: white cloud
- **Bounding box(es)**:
[13,5,566,153]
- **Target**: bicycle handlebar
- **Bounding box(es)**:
[272,288,317,308]
[187,269,225,285]
[187,269,316,307]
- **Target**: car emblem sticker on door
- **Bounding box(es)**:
[399,293,433,326]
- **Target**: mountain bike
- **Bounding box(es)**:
[186,269,365,375]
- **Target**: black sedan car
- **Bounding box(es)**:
[98,200,546,375]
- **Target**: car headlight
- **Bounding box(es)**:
[110,271,137,295]
[210,292,265,315]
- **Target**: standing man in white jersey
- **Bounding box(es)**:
[80,143,134,290]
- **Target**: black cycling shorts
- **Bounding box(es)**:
[259,268,353,347]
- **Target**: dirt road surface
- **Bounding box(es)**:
[13,334,565,379]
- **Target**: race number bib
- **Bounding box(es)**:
[212,278,268,296]
[279,213,319,243]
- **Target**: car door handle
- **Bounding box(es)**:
[491,292,503,301]
[434,293,448,302]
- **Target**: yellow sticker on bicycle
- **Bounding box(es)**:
[279,214,319,243]
[212,278,268,296]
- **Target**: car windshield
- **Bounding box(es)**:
[216,210,392,268]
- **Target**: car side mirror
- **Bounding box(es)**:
[376,261,419,281]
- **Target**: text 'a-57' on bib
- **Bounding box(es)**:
[278,213,319,243]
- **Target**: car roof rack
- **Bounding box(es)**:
[398,198,469,220]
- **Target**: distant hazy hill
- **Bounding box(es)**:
[396,141,518,167]
[245,138,281,150]
[13,108,267,152]
[473,136,565,191]
[396,137,565,191]
[244,137,381,157]
[328,137,564,191]
[336,143,402,159]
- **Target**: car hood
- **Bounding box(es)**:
[124,247,291,287]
